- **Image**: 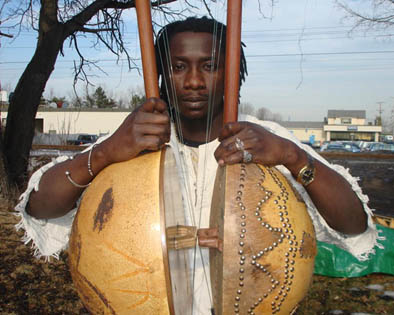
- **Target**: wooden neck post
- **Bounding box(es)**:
[223,0,243,124]
[135,0,160,98]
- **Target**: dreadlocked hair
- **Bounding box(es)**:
[154,16,248,105]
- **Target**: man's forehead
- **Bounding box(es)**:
[170,31,214,42]
[169,31,223,55]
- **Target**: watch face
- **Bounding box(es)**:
[302,168,315,185]
[297,155,315,186]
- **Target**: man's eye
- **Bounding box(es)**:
[173,63,185,71]
[204,63,216,71]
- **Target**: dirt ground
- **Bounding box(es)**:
[1,205,394,314]
[322,152,394,218]
[1,152,394,314]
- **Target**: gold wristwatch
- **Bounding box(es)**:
[296,154,315,187]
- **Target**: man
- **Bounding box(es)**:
[16,16,378,313]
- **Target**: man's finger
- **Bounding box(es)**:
[135,111,170,125]
[219,122,244,141]
[137,123,170,137]
[141,97,168,114]
[140,135,166,151]
[216,150,243,166]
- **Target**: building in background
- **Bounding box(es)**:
[281,110,381,145]
[323,110,381,142]
[280,121,325,147]
[1,106,131,137]
[0,107,383,145]
[0,90,8,104]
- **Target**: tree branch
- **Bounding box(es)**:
[71,33,106,88]
[105,0,177,9]
[336,0,394,30]
[64,0,114,36]
[80,27,115,33]
[0,31,13,38]
[64,0,177,36]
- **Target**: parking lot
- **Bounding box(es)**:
[319,140,394,154]
[321,152,394,217]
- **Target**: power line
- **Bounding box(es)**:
[3,33,392,49]
[7,24,381,35]
[3,63,394,79]
[1,50,394,65]
[247,50,394,58]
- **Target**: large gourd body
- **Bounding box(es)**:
[69,148,316,314]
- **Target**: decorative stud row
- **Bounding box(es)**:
[233,165,300,314]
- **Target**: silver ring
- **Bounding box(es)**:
[243,150,253,163]
[235,137,244,151]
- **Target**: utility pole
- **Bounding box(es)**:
[391,97,394,136]
[390,102,394,136]
[377,101,384,116]
[376,101,384,126]
[391,106,394,136]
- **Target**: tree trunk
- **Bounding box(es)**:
[0,131,10,197]
[3,24,65,188]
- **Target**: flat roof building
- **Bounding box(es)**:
[1,107,383,144]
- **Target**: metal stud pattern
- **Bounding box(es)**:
[233,164,303,314]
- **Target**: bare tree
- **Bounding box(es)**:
[381,106,394,135]
[1,0,270,189]
[256,106,282,122]
[0,0,196,189]
[336,0,394,31]
[0,0,13,39]
[256,107,272,120]
[271,112,283,123]
[239,102,255,116]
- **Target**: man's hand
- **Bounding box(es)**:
[27,97,170,219]
[214,121,367,235]
[214,121,304,172]
[100,97,171,165]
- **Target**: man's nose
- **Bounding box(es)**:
[184,68,205,90]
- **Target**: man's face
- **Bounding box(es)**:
[164,31,225,122]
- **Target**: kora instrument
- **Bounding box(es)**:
[69,148,317,314]
[68,1,317,314]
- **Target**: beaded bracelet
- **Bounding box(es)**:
[65,171,91,188]
[87,144,97,177]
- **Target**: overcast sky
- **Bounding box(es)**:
[1,0,393,121]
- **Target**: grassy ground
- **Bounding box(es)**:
[1,204,394,314]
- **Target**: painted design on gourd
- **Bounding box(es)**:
[233,164,309,314]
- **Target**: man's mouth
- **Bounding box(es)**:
[183,96,207,102]
[182,97,208,109]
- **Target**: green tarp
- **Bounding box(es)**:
[314,224,394,277]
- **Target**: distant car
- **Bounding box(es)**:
[382,135,394,143]
[320,142,329,151]
[301,141,314,148]
[67,134,98,146]
[362,142,381,152]
[367,143,394,154]
[341,142,361,153]
[311,141,321,149]
[301,141,321,149]
[320,142,349,152]
[357,141,368,151]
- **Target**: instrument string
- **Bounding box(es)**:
[194,3,227,312]
[153,2,227,312]
[155,6,203,313]
[155,2,197,230]
[178,2,217,310]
